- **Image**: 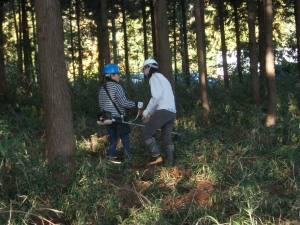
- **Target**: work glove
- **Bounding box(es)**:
[142,110,151,123]
[135,101,143,109]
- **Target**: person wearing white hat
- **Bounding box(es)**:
[141,59,176,166]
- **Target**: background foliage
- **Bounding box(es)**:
[1,70,300,224]
[0,0,300,224]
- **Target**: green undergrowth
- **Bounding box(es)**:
[0,73,300,224]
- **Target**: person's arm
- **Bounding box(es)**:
[143,75,162,116]
[115,84,136,109]
[99,87,105,109]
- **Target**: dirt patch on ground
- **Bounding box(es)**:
[89,135,216,210]
[164,180,215,210]
[104,165,216,211]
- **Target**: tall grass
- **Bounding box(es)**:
[0,71,299,224]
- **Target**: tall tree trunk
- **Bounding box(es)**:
[101,0,110,65]
[110,1,120,64]
[96,0,103,81]
[121,0,130,79]
[35,0,77,185]
[0,0,7,97]
[149,0,157,59]
[142,0,148,61]
[153,0,173,90]
[295,0,300,77]
[111,17,118,64]
[258,0,266,89]
[21,0,31,90]
[30,4,38,86]
[179,21,184,78]
[97,0,109,84]
[247,0,260,106]
[194,0,209,113]
[14,0,23,80]
[172,1,178,83]
[69,7,76,81]
[181,0,190,87]
[264,0,277,127]
[233,0,242,82]
[75,0,83,80]
[218,0,229,89]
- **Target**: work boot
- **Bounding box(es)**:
[164,145,175,167]
[145,138,162,166]
[147,154,163,166]
[145,138,160,155]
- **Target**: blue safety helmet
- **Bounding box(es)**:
[103,64,120,76]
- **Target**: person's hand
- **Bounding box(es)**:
[142,115,150,123]
[137,102,143,109]
[142,110,148,118]
[142,110,151,123]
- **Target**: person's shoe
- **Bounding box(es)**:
[164,151,175,167]
[107,156,121,164]
[146,155,163,166]
[164,148,175,167]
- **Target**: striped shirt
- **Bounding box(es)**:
[99,81,136,118]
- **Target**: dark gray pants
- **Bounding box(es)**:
[142,109,176,147]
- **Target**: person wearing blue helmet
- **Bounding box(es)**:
[99,63,143,162]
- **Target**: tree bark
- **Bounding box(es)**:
[111,17,118,64]
[21,0,32,91]
[149,0,157,59]
[17,0,23,83]
[172,1,178,83]
[0,1,7,96]
[295,0,300,77]
[97,0,109,84]
[101,0,110,65]
[69,7,76,81]
[247,0,260,106]
[258,0,266,85]
[0,0,7,97]
[181,0,190,87]
[30,3,38,86]
[264,0,277,126]
[218,0,229,89]
[12,0,23,80]
[121,0,130,79]
[35,0,77,185]
[194,0,210,113]
[233,0,242,82]
[75,0,83,80]
[142,0,149,61]
[153,0,173,90]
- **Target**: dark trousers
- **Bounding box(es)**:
[106,123,130,157]
[142,109,176,147]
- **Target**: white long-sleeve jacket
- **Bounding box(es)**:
[144,72,176,116]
